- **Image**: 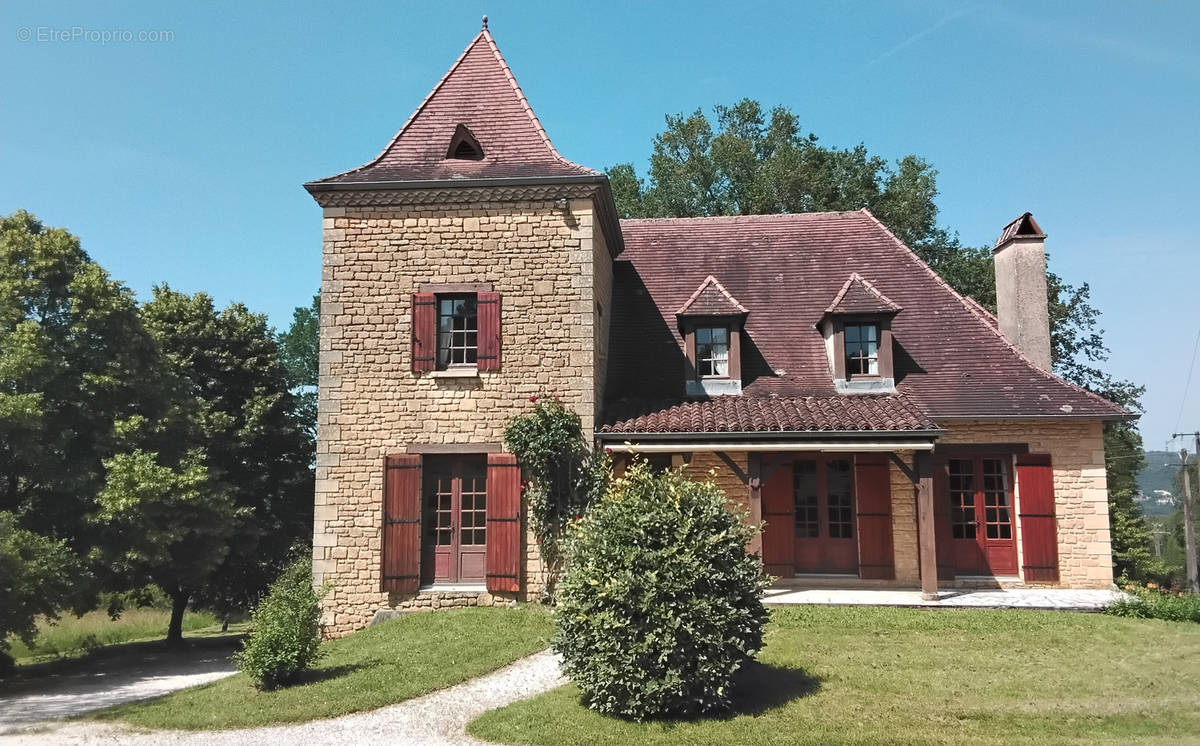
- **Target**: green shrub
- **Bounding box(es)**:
[235,557,326,689]
[1107,585,1200,623]
[554,461,770,720]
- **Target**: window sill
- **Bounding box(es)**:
[429,368,479,379]
[686,378,742,396]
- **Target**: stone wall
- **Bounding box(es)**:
[936,419,1112,588]
[889,450,920,584]
[622,417,1111,591]
[314,194,613,636]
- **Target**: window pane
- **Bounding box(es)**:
[696,327,711,344]
[864,325,877,342]
[436,294,479,369]
[711,327,728,343]
[826,459,853,539]
[845,325,860,343]
[793,461,819,538]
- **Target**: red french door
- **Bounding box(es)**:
[792,458,858,573]
[946,456,1017,575]
[421,456,488,584]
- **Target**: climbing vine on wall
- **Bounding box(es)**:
[503,392,609,600]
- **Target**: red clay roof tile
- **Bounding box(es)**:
[310,27,597,185]
[604,210,1128,431]
[823,272,902,317]
[676,275,749,316]
[601,394,937,435]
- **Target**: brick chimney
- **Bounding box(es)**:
[993,212,1052,370]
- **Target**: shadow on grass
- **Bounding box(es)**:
[727,661,822,717]
[286,662,369,687]
[585,661,822,726]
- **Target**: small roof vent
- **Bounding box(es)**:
[446,124,484,161]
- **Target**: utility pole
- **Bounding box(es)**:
[1173,433,1199,593]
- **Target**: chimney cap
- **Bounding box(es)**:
[994,212,1046,251]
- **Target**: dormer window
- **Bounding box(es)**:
[676,276,748,397]
[818,274,901,394]
[446,124,484,161]
[844,323,879,377]
[696,326,730,377]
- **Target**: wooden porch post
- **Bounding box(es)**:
[747,452,763,557]
[915,451,939,600]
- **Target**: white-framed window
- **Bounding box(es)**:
[696,326,729,378]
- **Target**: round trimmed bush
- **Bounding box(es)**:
[235,556,325,690]
[554,461,769,720]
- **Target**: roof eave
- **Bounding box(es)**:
[595,428,944,441]
[931,412,1138,422]
[303,173,625,255]
[303,173,610,193]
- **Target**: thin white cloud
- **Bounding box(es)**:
[863,5,976,69]
[982,4,1200,82]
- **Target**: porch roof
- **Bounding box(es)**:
[598,393,939,438]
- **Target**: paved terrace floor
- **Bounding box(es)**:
[763,586,1123,611]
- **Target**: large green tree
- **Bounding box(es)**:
[0,210,156,550]
[277,293,319,441]
[146,287,313,630]
[93,450,237,642]
[610,100,1149,577]
[94,287,314,639]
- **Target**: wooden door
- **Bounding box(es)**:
[761,459,795,578]
[946,456,1017,576]
[422,455,488,584]
[793,458,858,574]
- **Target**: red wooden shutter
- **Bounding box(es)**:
[1017,453,1060,582]
[932,456,956,580]
[486,452,521,593]
[382,454,422,593]
[760,460,795,578]
[854,455,894,579]
[412,293,436,372]
[477,291,501,371]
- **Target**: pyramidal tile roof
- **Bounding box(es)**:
[823,272,902,317]
[676,275,749,316]
[310,19,598,186]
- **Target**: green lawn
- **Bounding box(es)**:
[468,606,1200,746]
[7,607,221,664]
[91,605,554,730]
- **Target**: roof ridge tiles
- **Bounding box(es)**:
[823,272,902,315]
[477,29,599,177]
[310,31,487,185]
[676,274,749,315]
[854,208,1129,416]
[308,26,597,186]
[618,210,864,225]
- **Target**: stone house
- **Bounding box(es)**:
[304,21,1130,636]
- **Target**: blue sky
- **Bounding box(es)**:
[2,1,1197,451]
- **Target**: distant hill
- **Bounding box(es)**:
[1139,450,1181,496]
[1136,450,1190,517]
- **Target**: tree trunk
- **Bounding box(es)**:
[167,591,190,645]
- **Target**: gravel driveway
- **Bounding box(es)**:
[1,650,564,746]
